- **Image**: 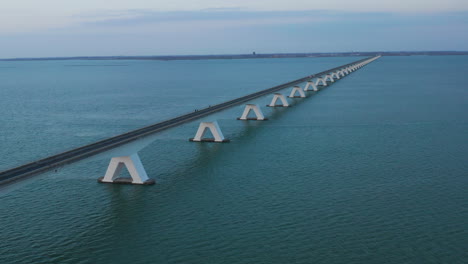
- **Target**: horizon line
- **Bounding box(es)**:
[1,50,467,61]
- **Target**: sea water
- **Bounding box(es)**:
[0,56,467,263]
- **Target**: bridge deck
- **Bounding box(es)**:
[0,56,375,185]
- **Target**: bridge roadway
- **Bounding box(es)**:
[0,56,375,185]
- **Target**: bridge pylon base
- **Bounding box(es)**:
[325,74,335,83]
[267,93,289,107]
[98,177,155,185]
[238,104,267,120]
[304,81,319,92]
[98,153,155,185]
[190,121,229,143]
[315,78,327,87]
[288,86,306,98]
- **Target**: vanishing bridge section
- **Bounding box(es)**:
[0,56,381,186]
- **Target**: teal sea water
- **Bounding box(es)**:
[0,56,467,263]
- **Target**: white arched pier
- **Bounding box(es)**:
[304,81,318,92]
[331,72,340,80]
[237,104,267,120]
[98,153,155,185]
[315,78,327,87]
[325,74,335,83]
[288,86,306,98]
[267,93,289,107]
[189,120,230,143]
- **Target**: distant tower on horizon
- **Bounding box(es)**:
[253,51,256,55]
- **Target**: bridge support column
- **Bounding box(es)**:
[98,153,155,185]
[325,74,335,83]
[237,104,267,120]
[267,93,289,107]
[288,86,306,98]
[315,78,327,87]
[304,81,318,92]
[190,120,229,142]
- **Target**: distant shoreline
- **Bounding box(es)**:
[1,51,467,62]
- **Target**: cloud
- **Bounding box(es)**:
[1,8,467,58]
[67,9,468,36]
[1,9,342,35]
[3,0,468,34]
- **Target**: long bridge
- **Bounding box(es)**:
[0,56,380,186]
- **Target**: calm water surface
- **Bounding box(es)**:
[0,56,467,263]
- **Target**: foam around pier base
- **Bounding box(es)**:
[236,117,268,121]
[266,105,291,107]
[189,138,230,143]
[97,177,155,185]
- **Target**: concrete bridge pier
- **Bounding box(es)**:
[267,93,289,107]
[325,74,335,83]
[288,86,306,98]
[304,81,318,92]
[98,153,155,185]
[315,78,327,87]
[237,104,267,120]
[189,120,230,142]
[332,72,341,79]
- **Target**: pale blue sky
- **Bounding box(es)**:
[1,0,468,58]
